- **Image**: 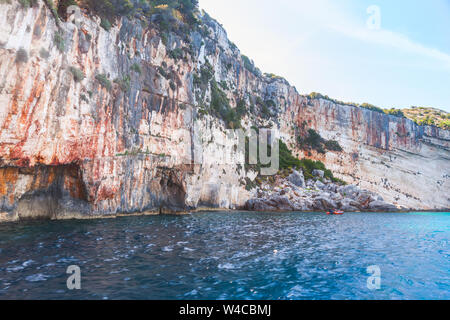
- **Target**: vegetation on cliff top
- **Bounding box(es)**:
[241,54,261,77]
[403,107,449,130]
[307,92,405,119]
[74,0,200,32]
[307,92,449,130]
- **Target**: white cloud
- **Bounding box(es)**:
[280,0,450,68]
[330,24,450,68]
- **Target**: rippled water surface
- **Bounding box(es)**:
[0,211,448,300]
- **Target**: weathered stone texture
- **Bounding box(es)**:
[0,2,448,221]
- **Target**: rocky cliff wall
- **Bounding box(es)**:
[0,1,448,221]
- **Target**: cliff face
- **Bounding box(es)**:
[0,1,448,221]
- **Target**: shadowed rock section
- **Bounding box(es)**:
[0,164,90,220]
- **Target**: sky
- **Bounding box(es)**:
[199,0,450,112]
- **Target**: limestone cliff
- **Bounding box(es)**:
[0,1,448,221]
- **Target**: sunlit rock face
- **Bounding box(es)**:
[0,1,448,221]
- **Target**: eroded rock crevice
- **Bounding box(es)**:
[155,167,189,214]
[0,164,90,221]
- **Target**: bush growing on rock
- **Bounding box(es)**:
[384,108,405,117]
[254,96,274,119]
[100,18,112,31]
[359,102,384,113]
[131,63,142,74]
[324,140,343,152]
[297,128,342,154]
[114,75,131,92]
[279,141,301,170]
[70,66,85,82]
[19,0,37,7]
[82,0,134,19]
[246,139,345,185]
[169,48,183,60]
[95,74,112,90]
[209,79,242,128]
[241,54,258,75]
[79,0,200,39]
[53,31,65,52]
[297,158,345,185]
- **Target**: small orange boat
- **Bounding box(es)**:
[327,210,344,215]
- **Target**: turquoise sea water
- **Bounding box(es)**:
[0,211,448,300]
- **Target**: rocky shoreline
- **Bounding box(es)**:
[244,169,401,213]
[1,201,448,225]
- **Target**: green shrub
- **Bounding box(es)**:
[157,66,169,79]
[194,62,213,88]
[160,32,168,46]
[131,63,142,74]
[169,48,183,60]
[82,0,134,19]
[209,80,241,129]
[279,140,302,170]
[44,0,59,22]
[359,102,384,113]
[80,0,199,41]
[54,31,65,52]
[296,129,325,153]
[297,158,345,184]
[245,138,345,184]
[324,140,343,152]
[265,73,283,80]
[297,128,342,154]
[305,129,322,149]
[241,54,260,76]
[439,119,450,130]
[18,0,36,7]
[236,99,247,118]
[69,66,85,82]
[100,18,112,31]
[95,73,112,90]
[219,80,228,90]
[307,92,358,108]
[80,94,89,102]
[384,108,405,117]
[261,104,270,118]
[114,75,130,92]
[265,99,276,108]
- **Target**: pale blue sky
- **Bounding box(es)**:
[199,0,450,112]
